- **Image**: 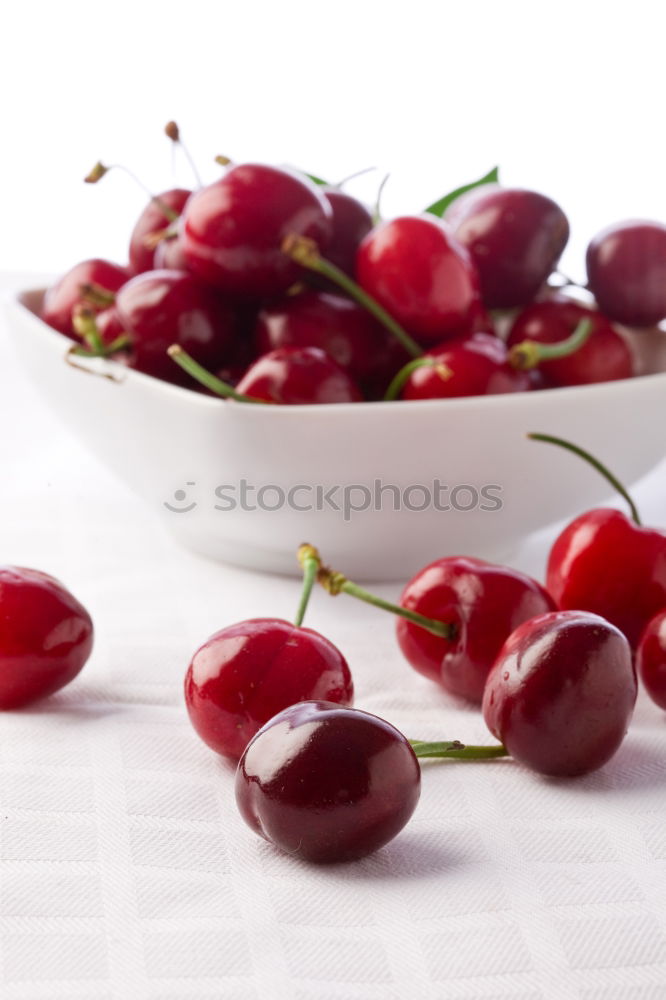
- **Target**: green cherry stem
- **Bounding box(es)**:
[509,318,592,371]
[297,544,456,640]
[167,346,268,404]
[71,308,131,357]
[527,432,642,525]
[282,235,422,359]
[410,740,508,760]
[84,161,180,222]
[384,357,453,401]
[294,545,320,628]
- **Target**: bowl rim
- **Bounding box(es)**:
[10,286,666,419]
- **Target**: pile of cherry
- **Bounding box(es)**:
[40,125,666,403]
[4,435,666,863]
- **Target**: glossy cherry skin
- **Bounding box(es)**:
[0,567,94,708]
[254,290,409,384]
[400,332,533,400]
[181,164,332,298]
[636,610,666,710]
[320,188,373,276]
[184,619,354,761]
[483,611,636,776]
[396,556,556,703]
[356,215,481,345]
[129,188,191,274]
[114,269,236,381]
[236,346,363,404]
[547,508,666,649]
[586,220,666,327]
[235,701,420,863]
[507,296,634,387]
[42,259,130,337]
[445,187,569,308]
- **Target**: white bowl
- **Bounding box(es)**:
[5,288,666,580]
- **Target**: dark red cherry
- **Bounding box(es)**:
[235,701,420,863]
[356,215,481,345]
[586,220,666,326]
[483,611,636,776]
[320,188,373,276]
[254,290,409,384]
[236,346,363,404]
[114,269,237,382]
[396,556,556,703]
[129,188,191,274]
[181,164,332,298]
[184,618,353,761]
[636,610,666,710]
[445,187,570,308]
[399,332,533,400]
[0,567,94,708]
[507,297,634,387]
[42,259,130,337]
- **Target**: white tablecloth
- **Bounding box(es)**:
[2,274,666,999]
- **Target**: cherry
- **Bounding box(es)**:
[153,225,189,271]
[254,290,409,385]
[0,567,93,708]
[483,611,636,776]
[114,269,237,382]
[636,610,666,710]
[586,220,666,327]
[235,701,420,862]
[181,164,332,298]
[388,332,534,401]
[128,188,191,274]
[532,433,666,649]
[234,346,363,404]
[444,186,570,308]
[355,215,481,345]
[507,297,634,387]
[309,547,556,704]
[42,259,130,337]
[319,187,373,276]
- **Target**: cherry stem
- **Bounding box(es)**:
[373,173,390,225]
[384,357,453,401]
[410,740,508,760]
[509,318,592,371]
[165,120,203,189]
[528,432,642,525]
[335,166,377,188]
[71,308,130,357]
[298,544,456,639]
[80,282,116,309]
[84,162,179,222]
[281,235,422,359]
[294,545,320,628]
[167,346,267,404]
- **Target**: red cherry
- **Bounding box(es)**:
[445,187,569,308]
[483,611,636,776]
[181,164,332,298]
[636,610,666,710]
[114,269,237,381]
[235,701,420,862]
[184,619,354,761]
[0,567,93,708]
[356,215,481,345]
[42,259,130,337]
[547,508,666,649]
[153,227,189,271]
[254,290,409,384]
[236,346,363,404]
[507,297,634,386]
[586,220,666,326]
[320,187,373,276]
[129,188,191,274]
[398,332,533,400]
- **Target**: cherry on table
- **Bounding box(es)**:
[586,220,666,327]
[0,567,93,708]
[235,701,420,863]
[483,610,636,776]
[636,610,666,710]
[42,259,130,338]
[129,188,191,274]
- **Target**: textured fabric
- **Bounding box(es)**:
[2,275,666,999]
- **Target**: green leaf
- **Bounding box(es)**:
[301,171,329,186]
[424,166,500,218]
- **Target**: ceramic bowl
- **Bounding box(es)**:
[5,288,666,579]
